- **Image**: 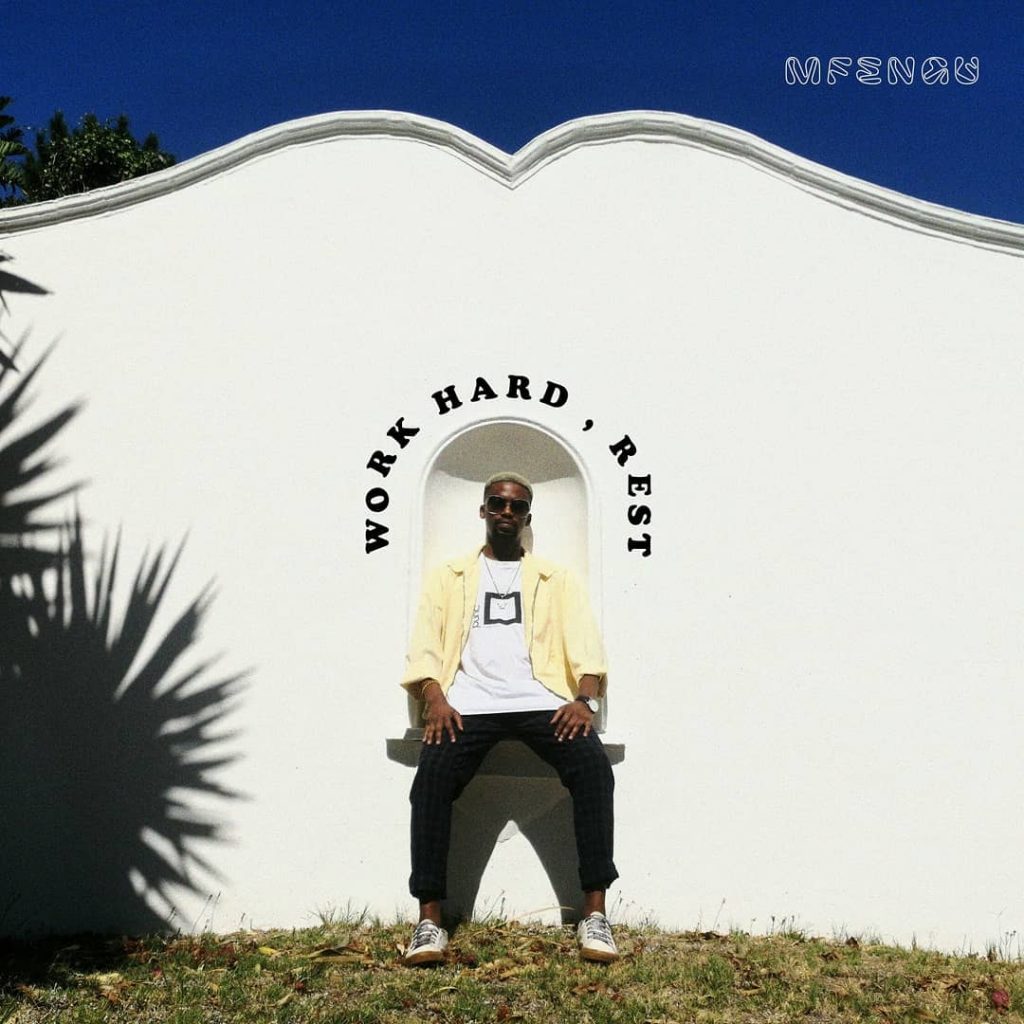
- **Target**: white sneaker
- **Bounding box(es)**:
[577,912,619,962]
[404,919,448,965]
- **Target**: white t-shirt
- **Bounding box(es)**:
[445,555,564,715]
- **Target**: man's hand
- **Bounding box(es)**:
[421,682,463,744]
[550,699,593,742]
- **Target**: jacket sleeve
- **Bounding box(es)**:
[400,566,445,692]
[562,569,609,694]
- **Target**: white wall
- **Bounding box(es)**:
[1,112,1022,951]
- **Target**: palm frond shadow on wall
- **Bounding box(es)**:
[0,252,50,371]
[0,335,245,936]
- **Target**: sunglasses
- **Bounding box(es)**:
[485,495,531,516]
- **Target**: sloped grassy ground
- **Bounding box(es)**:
[2,919,1023,1023]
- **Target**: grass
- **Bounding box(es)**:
[2,918,1023,1023]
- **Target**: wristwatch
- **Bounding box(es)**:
[575,695,600,714]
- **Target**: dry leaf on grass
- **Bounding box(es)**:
[78,971,128,1003]
[306,944,372,964]
[572,980,607,996]
[477,957,514,977]
[82,971,124,987]
[485,963,534,980]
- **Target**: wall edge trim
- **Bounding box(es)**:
[1,109,1021,255]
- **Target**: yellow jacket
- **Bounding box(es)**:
[401,548,607,701]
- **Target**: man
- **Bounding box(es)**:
[400,471,618,965]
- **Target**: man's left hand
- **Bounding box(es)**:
[550,699,593,742]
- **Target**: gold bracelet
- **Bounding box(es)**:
[420,680,442,698]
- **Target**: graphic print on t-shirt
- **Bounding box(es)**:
[444,554,563,715]
[483,592,522,625]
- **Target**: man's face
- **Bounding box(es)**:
[480,480,532,547]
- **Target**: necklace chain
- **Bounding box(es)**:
[483,556,522,600]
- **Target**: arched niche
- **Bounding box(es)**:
[414,418,601,594]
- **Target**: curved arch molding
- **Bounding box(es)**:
[0,109,1021,256]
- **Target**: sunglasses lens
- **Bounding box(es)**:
[486,496,530,515]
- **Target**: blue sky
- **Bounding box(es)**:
[6,2,1023,222]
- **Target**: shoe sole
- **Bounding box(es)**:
[404,948,446,966]
[580,947,619,963]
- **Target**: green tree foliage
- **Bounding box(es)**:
[0,96,27,202]
[0,102,175,205]
[20,110,175,201]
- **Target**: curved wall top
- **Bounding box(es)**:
[1,109,1021,257]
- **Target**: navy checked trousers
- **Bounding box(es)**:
[409,710,617,900]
